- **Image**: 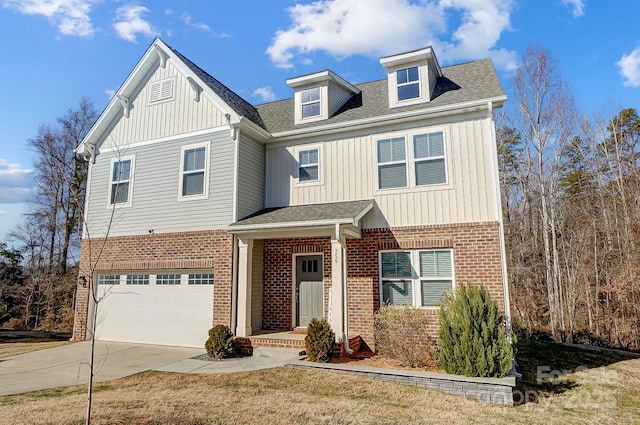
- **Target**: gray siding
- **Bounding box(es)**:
[328,83,353,117]
[85,129,235,237]
[236,132,265,220]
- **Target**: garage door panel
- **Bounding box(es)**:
[94,274,214,348]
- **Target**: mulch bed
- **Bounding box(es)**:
[0,329,72,343]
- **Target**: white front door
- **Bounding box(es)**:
[296,256,323,327]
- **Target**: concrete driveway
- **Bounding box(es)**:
[0,341,299,396]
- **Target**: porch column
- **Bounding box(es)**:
[235,237,253,337]
[331,234,345,342]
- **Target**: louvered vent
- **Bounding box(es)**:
[149,77,175,103]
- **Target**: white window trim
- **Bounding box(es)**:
[374,128,451,194]
[96,270,215,286]
[148,77,176,105]
[178,141,211,201]
[300,87,321,120]
[376,136,408,191]
[294,144,324,187]
[387,64,429,108]
[106,154,135,209]
[396,66,421,102]
[378,249,455,309]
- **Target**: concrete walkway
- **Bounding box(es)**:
[0,341,299,396]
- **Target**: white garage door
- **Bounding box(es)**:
[93,272,214,348]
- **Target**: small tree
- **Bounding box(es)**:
[436,284,513,378]
[205,325,235,359]
[305,318,335,362]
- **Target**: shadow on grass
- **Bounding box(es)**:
[0,329,71,343]
[514,340,639,404]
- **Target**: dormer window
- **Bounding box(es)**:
[397,66,420,101]
[301,87,321,119]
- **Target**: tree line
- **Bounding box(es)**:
[1,47,639,351]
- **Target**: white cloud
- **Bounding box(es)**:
[617,46,640,88]
[181,12,210,32]
[2,0,99,36]
[266,0,516,70]
[253,86,277,102]
[105,89,116,100]
[561,0,585,18]
[0,210,7,216]
[0,159,34,203]
[113,4,158,43]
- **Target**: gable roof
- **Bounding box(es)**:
[255,59,505,135]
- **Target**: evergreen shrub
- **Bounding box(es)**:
[435,284,513,378]
[205,325,235,359]
[305,318,335,362]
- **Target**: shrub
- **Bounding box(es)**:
[374,305,436,368]
[435,284,513,378]
[205,325,235,359]
[305,318,335,362]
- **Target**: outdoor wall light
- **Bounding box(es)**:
[78,276,87,288]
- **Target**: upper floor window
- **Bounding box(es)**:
[377,137,407,189]
[301,87,321,119]
[380,249,453,308]
[109,156,134,206]
[298,147,320,182]
[179,142,209,200]
[149,77,175,104]
[376,131,447,190]
[396,66,420,101]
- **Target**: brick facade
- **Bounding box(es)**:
[72,229,234,341]
[260,221,506,350]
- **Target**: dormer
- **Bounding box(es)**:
[380,46,442,108]
[287,70,360,125]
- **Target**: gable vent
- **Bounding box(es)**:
[149,77,175,103]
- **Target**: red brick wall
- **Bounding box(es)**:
[347,222,505,348]
[72,230,234,341]
[262,237,332,330]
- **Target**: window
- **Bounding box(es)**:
[179,143,209,199]
[396,66,420,101]
[188,273,214,285]
[414,132,446,185]
[109,156,133,206]
[126,274,149,285]
[98,274,120,285]
[380,249,453,308]
[149,78,175,103]
[298,147,320,183]
[156,274,181,285]
[376,130,446,190]
[377,137,407,189]
[301,87,320,119]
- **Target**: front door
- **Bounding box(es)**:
[296,255,323,327]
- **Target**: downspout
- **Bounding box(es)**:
[336,223,354,355]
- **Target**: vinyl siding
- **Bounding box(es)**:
[236,132,265,221]
[85,129,235,237]
[328,83,353,117]
[99,61,227,149]
[265,112,498,227]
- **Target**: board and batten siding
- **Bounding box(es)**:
[98,61,228,149]
[265,113,498,228]
[236,132,265,221]
[85,129,235,238]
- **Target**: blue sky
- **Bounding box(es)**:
[1,0,639,242]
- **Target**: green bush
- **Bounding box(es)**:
[305,318,335,362]
[205,325,235,359]
[435,284,513,378]
[374,305,436,368]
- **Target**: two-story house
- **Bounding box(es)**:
[73,39,510,352]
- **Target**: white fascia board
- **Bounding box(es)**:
[286,69,360,94]
[268,95,507,142]
[380,46,442,78]
[236,116,271,143]
[228,217,355,233]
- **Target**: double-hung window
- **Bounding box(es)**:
[377,130,446,190]
[396,66,420,101]
[301,87,321,119]
[380,249,453,308]
[180,142,209,199]
[297,147,320,183]
[109,156,134,206]
[377,137,407,189]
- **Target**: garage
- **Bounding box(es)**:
[92,272,214,348]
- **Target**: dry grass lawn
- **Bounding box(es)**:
[0,341,70,358]
[2,356,639,425]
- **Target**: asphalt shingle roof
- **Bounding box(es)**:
[229,200,374,228]
[255,58,505,134]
